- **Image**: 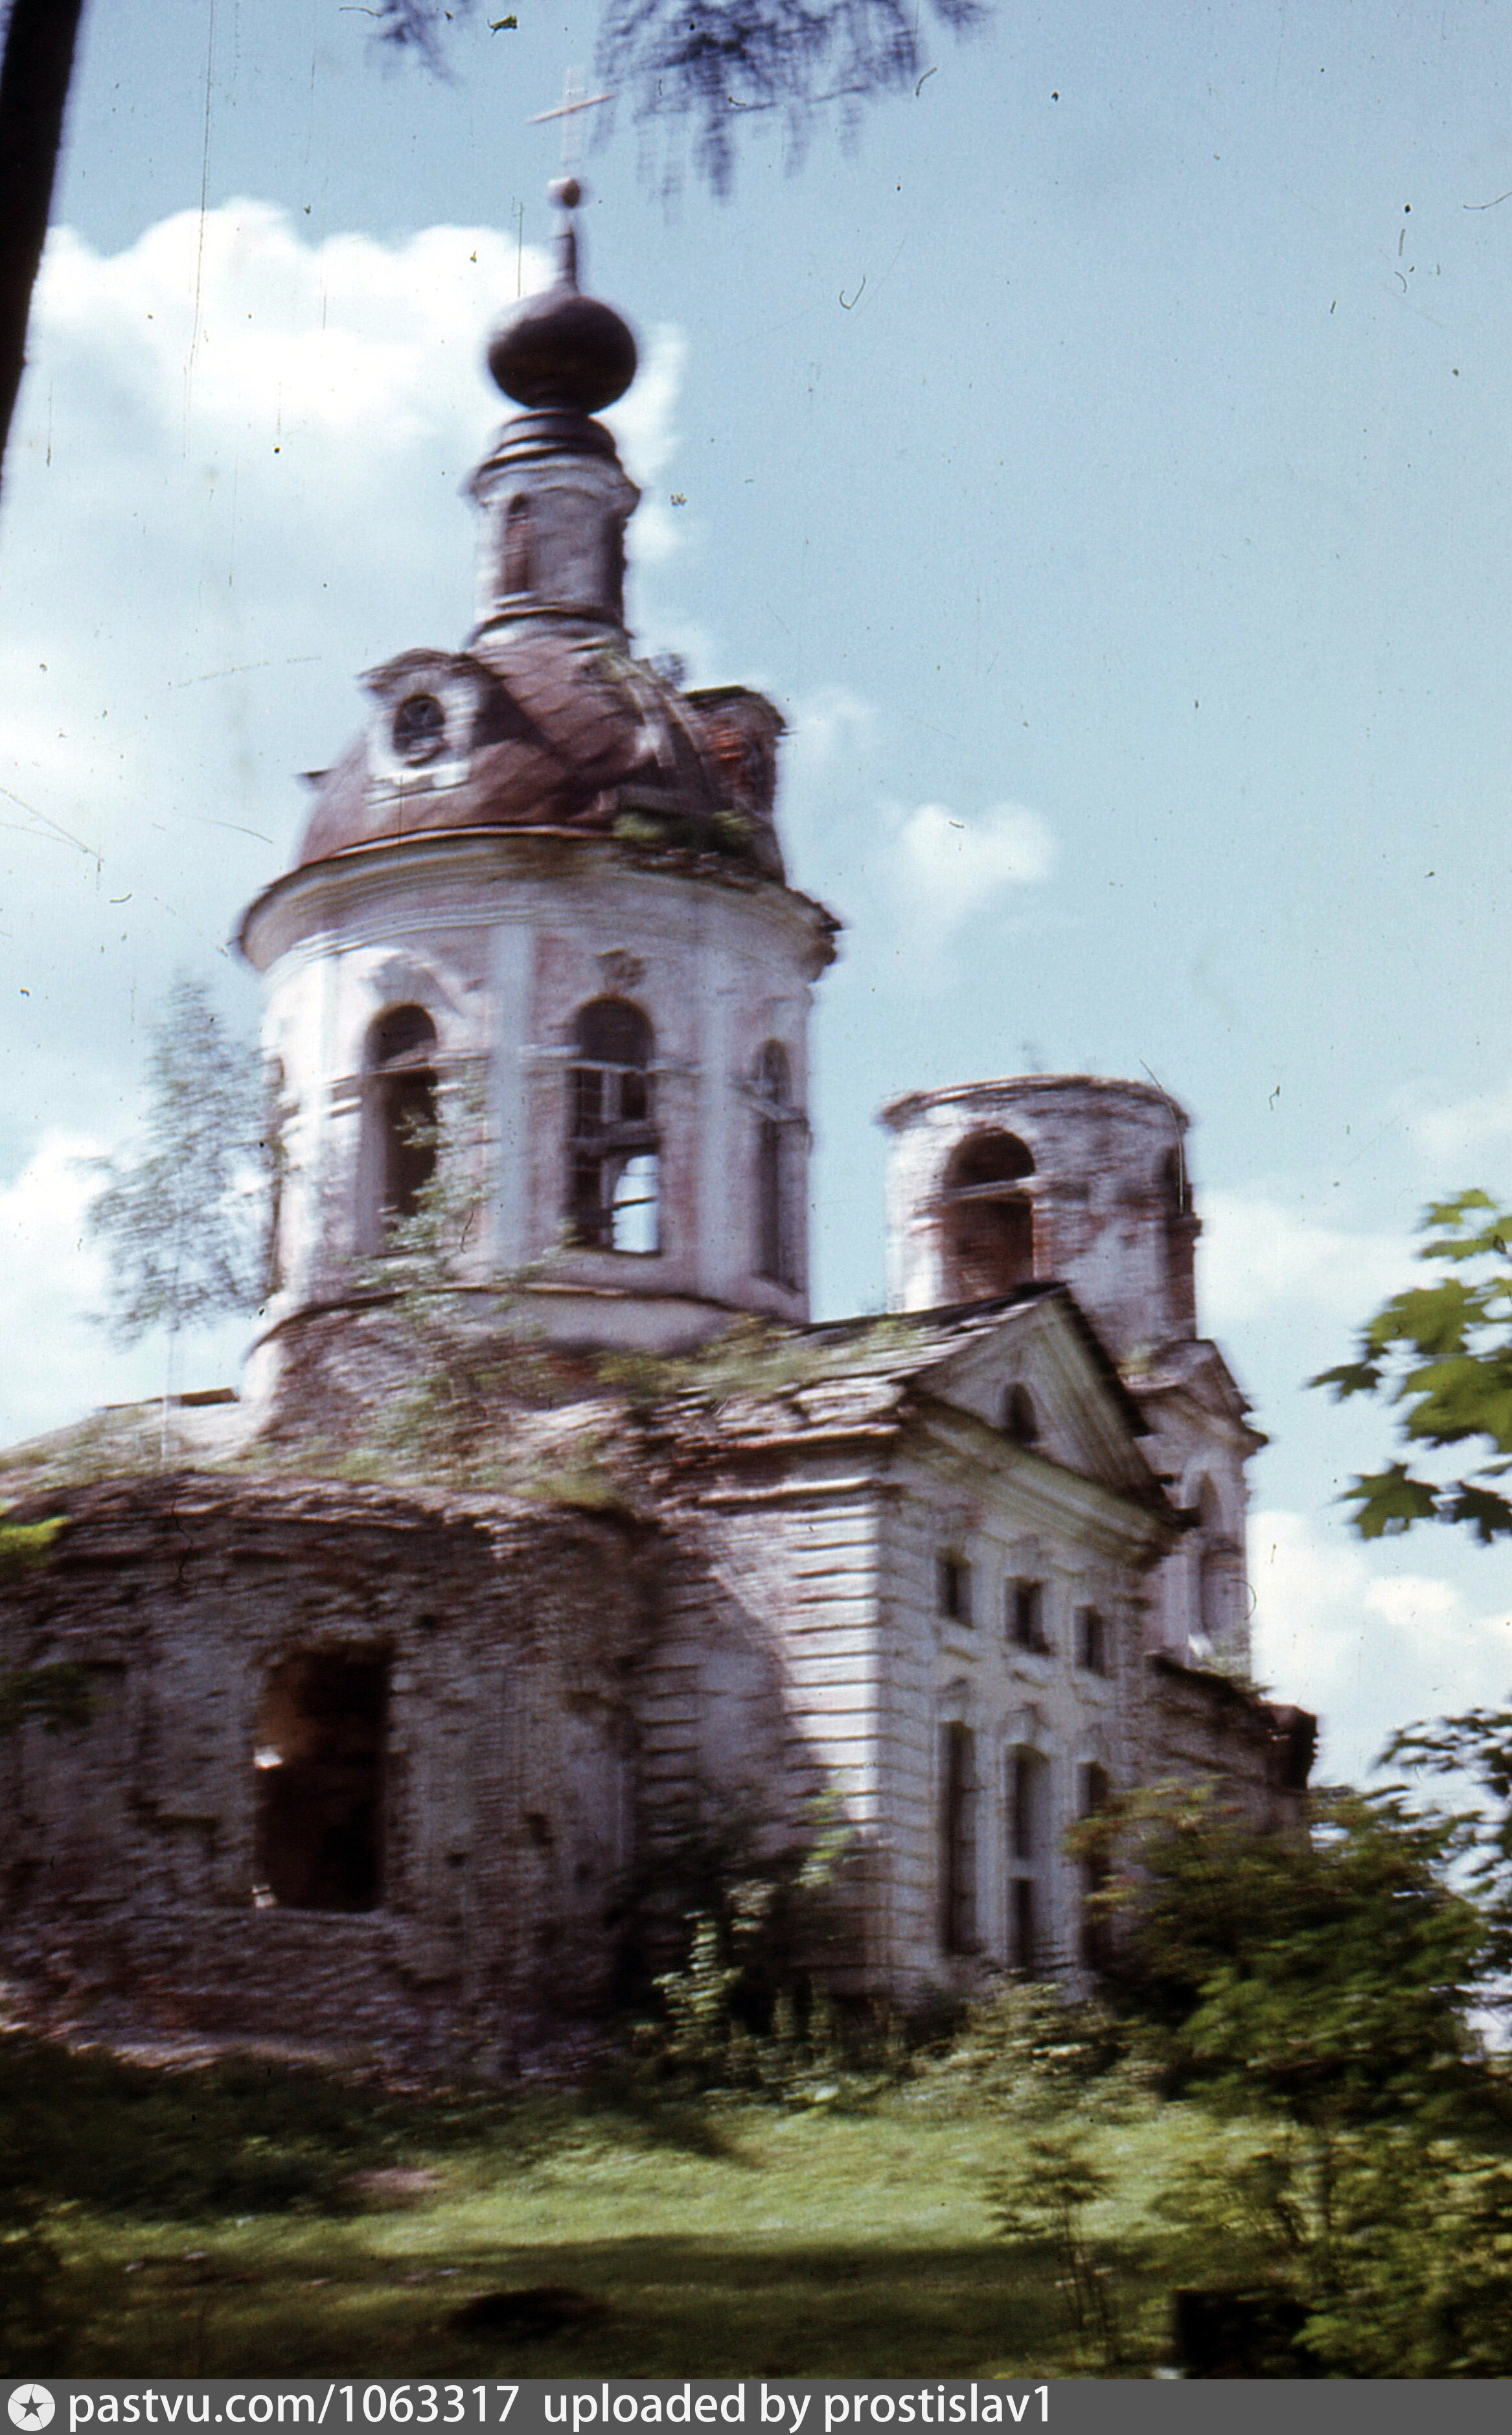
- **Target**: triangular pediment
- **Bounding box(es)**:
[908,1288,1161,1501]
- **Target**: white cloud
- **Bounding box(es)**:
[787,686,880,768]
[1198,1188,1418,1330]
[1249,1505,1512,1783]
[1412,1078,1512,1170]
[879,798,1056,951]
[0,1131,249,1444]
[608,323,687,570]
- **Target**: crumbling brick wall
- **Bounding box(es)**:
[0,1474,663,2067]
[1147,1651,1315,1832]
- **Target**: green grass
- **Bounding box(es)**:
[5,2039,1211,2377]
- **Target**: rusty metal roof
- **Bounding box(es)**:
[292,629,788,881]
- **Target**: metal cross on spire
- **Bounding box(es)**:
[529,67,614,179]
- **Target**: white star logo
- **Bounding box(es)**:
[8,2390,56,2430]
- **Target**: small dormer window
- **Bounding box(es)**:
[1003,1383,1039,1446]
[393,692,446,765]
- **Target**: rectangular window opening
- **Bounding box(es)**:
[940,1722,979,1956]
[1076,1606,1109,1674]
[252,1650,387,1913]
[1007,1746,1049,1975]
[937,1552,973,1627]
[1012,1876,1037,1974]
[610,1151,661,1254]
[1009,1578,1049,1653]
[568,1058,660,1254]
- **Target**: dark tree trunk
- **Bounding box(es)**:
[0,0,88,500]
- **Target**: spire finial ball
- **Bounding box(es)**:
[549,175,584,210]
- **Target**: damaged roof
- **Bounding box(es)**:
[293,628,790,883]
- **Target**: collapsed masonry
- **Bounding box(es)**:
[0,1298,1312,2067]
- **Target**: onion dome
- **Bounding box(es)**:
[259,178,798,904]
[487,178,637,415]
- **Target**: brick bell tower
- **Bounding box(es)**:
[238,179,839,1417]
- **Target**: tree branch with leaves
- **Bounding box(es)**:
[1311,1188,1512,1543]
[593,0,987,196]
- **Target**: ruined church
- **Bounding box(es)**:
[0,185,1312,2065]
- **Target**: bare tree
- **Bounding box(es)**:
[593,0,987,197]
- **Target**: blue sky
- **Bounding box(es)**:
[5,0,1512,1773]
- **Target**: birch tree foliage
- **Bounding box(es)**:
[86,976,269,1346]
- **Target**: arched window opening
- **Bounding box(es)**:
[940,1722,979,1956]
[252,1650,387,1913]
[503,494,534,595]
[369,1005,438,1233]
[941,1130,1035,1302]
[1194,1479,1238,1648]
[753,1041,798,1287]
[1162,1144,1198,1335]
[373,1004,435,1067]
[567,997,660,1254]
[1003,1383,1039,1446]
[1079,1762,1112,1972]
[1007,1746,1050,1972]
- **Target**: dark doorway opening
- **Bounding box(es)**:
[253,1651,387,1912]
